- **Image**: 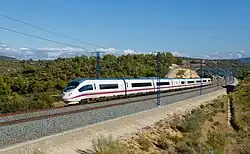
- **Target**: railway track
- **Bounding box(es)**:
[1,84,216,125]
[0,84,222,149]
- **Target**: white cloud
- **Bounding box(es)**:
[229,53,233,59]
[239,50,245,54]
[4,47,15,51]
[35,47,90,59]
[171,52,181,57]
[0,44,7,48]
[37,47,85,53]
[96,48,116,54]
[19,48,30,51]
[123,49,136,55]
[0,44,37,59]
[204,55,210,59]
[237,53,242,58]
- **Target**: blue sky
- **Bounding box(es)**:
[0,0,250,59]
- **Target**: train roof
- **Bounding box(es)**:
[69,77,209,83]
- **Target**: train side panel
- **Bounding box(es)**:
[89,79,125,98]
[153,78,173,92]
[64,79,126,104]
[171,78,183,90]
[125,79,155,95]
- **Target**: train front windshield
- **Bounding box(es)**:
[64,81,80,92]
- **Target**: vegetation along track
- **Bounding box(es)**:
[0,84,219,127]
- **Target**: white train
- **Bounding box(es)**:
[61,77,212,105]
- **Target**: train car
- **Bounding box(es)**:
[185,78,197,88]
[153,78,173,92]
[193,78,202,87]
[203,78,212,85]
[62,77,212,105]
[201,78,209,86]
[62,78,126,104]
[125,78,155,95]
[171,78,184,90]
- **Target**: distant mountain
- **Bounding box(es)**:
[239,57,250,63]
[0,55,17,60]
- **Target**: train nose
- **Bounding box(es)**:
[62,92,73,100]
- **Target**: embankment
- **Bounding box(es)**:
[0,89,226,154]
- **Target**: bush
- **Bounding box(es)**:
[206,130,226,153]
[0,94,31,113]
[200,104,205,109]
[83,135,132,154]
[136,136,151,151]
[168,135,183,143]
[157,134,171,150]
[33,149,45,154]
[177,116,200,133]
[208,117,214,122]
[190,108,202,116]
[176,141,194,154]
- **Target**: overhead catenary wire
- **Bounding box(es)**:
[0,26,89,53]
[0,14,106,49]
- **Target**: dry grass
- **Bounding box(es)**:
[77,135,134,154]
[82,84,250,154]
[53,101,66,107]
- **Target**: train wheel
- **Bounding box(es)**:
[80,99,87,104]
[86,98,91,104]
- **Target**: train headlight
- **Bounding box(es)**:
[68,92,72,96]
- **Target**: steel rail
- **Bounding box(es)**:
[0,85,218,127]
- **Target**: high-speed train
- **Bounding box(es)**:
[62,77,212,105]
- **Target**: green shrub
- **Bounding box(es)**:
[176,141,194,154]
[206,130,226,153]
[190,108,202,116]
[86,135,132,154]
[177,116,200,133]
[168,135,183,143]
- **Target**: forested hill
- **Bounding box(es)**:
[0,53,177,113]
[1,53,249,114]
[0,55,17,60]
[239,57,250,63]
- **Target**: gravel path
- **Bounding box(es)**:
[0,86,220,149]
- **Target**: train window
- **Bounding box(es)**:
[64,81,80,92]
[203,80,207,82]
[78,85,93,92]
[196,80,201,83]
[99,84,119,89]
[156,82,170,86]
[132,82,152,87]
[187,81,194,84]
[181,81,185,84]
[94,83,96,89]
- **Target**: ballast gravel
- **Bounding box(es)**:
[0,86,219,149]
